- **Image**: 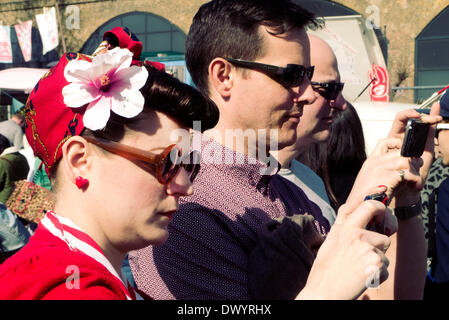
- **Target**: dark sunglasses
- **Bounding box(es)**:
[83,136,201,185]
[436,123,449,138]
[224,57,314,88]
[311,81,345,101]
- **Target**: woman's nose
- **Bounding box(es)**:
[165,167,194,197]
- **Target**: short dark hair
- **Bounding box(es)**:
[185,0,319,95]
[12,112,24,121]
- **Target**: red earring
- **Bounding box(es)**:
[75,176,89,189]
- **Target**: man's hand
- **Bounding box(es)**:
[345,138,422,210]
[386,103,441,207]
[388,103,441,181]
[297,200,390,300]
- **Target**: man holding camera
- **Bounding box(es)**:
[130,0,441,300]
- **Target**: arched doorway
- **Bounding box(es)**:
[80,11,186,57]
[415,5,449,102]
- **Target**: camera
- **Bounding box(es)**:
[400,119,430,158]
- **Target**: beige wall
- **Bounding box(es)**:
[1,0,448,102]
[334,0,449,102]
[0,0,207,52]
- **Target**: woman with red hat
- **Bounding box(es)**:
[0,27,218,299]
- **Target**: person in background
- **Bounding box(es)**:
[298,102,367,212]
[269,31,436,300]
[0,133,31,264]
[0,27,219,299]
[0,202,32,264]
[423,91,449,298]
[0,112,25,149]
[130,0,437,300]
[275,34,346,224]
[0,133,29,203]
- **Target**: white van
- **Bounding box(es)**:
[353,101,417,155]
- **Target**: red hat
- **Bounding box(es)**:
[24,27,163,174]
[24,52,89,172]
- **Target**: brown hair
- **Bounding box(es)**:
[185,0,320,95]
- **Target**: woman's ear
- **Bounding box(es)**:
[208,58,233,98]
[60,136,91,185]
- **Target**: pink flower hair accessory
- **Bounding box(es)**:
[62,47,149,130]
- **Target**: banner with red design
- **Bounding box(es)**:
[368,64,390,102]
[0,25,13,63]
[36,7,59,55]
[15,20,33,62]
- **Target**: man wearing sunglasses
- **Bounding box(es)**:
[129,0,411,300]
[275,35,346,226]
[276,34,436,300]
[296,35,346,148]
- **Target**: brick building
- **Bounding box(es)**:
[0,0,448,103]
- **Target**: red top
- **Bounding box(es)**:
[0,212,137,300]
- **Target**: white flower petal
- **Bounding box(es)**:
[90,48,132,79]
[115,65,148,90]
[62,48,146,130]
[64,60,93,83]
[111,89,144,118]
[83,97,112,130]
[115,53,133,74]
[106,47,133,73]
[89,59,115,82]
[62,83,99,108]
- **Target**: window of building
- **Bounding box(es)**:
[415,5,449,102]
[80,11,186,57]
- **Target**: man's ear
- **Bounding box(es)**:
[208,58,233,98]
[60,136,91,185]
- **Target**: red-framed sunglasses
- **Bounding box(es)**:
[83,136,201,184]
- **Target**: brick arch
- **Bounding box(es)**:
[63,0,204,53]
[79,11,187,56]
[333,0,449,38]
[415,3,449,39]
[330,0,449,103]
[415,4,449,101]
[416,3,449,39]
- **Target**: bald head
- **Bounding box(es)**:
[309,34,339,82]
[275,34,346,167]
